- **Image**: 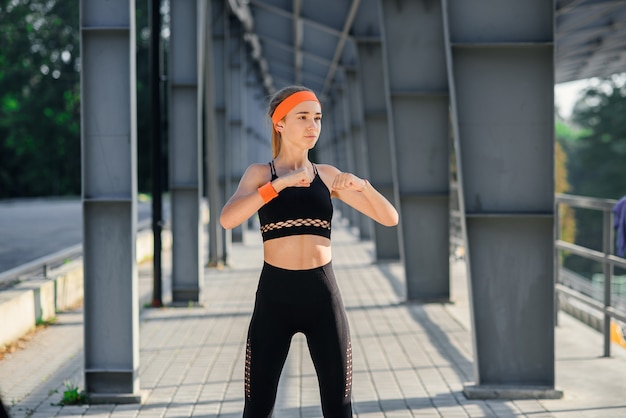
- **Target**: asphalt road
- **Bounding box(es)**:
[0,197,156,273]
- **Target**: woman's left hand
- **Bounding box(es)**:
[331,172,366,192]
[320,165,398,227]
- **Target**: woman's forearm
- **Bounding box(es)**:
[359,184,399,226]
[219,191,265,229]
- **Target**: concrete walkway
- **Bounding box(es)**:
[1,220,626,417]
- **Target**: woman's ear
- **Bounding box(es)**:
[275,122,284,133]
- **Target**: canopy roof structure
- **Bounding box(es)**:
[556,0,626,83]
[79,0,617,401]
[229,0,626,96]
[227,0,361,98]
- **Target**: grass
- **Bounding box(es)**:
[53,381,88,406]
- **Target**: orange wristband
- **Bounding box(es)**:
[258,181,279,203]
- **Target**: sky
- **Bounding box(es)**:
[554,79,591,119]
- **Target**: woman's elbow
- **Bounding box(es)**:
[382,210,399,227]
[219,211,234,230]
[383,217,399,227]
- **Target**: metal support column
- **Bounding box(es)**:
[226,14,245,243]
[315,95,328,164]
[212,0,230,264]
[322,97,337,168]
[243,79,266,231]
[442,0,562,399]
[337,82,359,227]
[80,0,141,402]
[206,0,226,267]
[352,0,402,261]
[168,0,203,303]
[149,0,164,308]
[346,68,373,240]
[380,0,450,301]
[244,77,269,165]
[331,87,354,223]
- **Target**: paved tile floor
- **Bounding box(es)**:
[1,220,626,417]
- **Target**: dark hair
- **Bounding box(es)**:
[267,85,315,158]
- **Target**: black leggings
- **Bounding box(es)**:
[243,262,353,418]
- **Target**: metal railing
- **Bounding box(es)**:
[0,219,152,289]
[0,243,83,289]
[555,193,626,357]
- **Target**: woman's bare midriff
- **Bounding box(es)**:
[263,234,332,270]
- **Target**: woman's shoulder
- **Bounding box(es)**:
[313,163,340,191]
[246,162,271,170]
[244,162,272,175]
[314,163,341,176]
[241,162,273,183]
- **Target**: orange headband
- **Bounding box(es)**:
[271,91,321,126]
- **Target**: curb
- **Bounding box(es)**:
[0,229,171,348]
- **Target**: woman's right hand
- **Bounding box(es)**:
[220,163,314,229]
[274,166,313,190]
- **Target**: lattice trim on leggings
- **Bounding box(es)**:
[345,339,353,398]
[245,339,252,400]
[260,218,331,233]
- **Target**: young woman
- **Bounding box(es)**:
[220,85,398,417]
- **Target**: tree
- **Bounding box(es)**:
[0,0,81,197]
[0,0,155,197]
[561,75,626,276]
[555,131,575,244]
[569,77,626,200]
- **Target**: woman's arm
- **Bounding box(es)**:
[219,163,315,229]
[318,164,399,227]
[219,164,269,230]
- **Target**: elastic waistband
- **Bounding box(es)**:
[257,261,337,303]
[262,260,332,274]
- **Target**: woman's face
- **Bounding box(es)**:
[278,100,322,149]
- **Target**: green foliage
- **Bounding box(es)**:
[0,0,81,197]
[0,0,157,198]
[35,316,56,327]
[555,119,590,142]
[560,76,626,277]
[135,0,163,195]
[555,140,576,245]
[569,77,626,200]
[53,381,88,405]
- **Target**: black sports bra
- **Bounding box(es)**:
[258,161,333,242]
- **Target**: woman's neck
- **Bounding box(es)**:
[274,151,310,170]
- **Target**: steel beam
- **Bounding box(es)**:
[226,14,246,243]
[338,82,360,227]
[322,96,337,170]
[168,0,203,303]
[379,0,450,301]
[352,0,402,261]
[346,68,373,240]
[245,73,270,165]
[79,0,141,402]
[331,85,357,224]
[316,94,332,177]
[442,0,562,399]
[207,0,227,266]
[243,72,269,232]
